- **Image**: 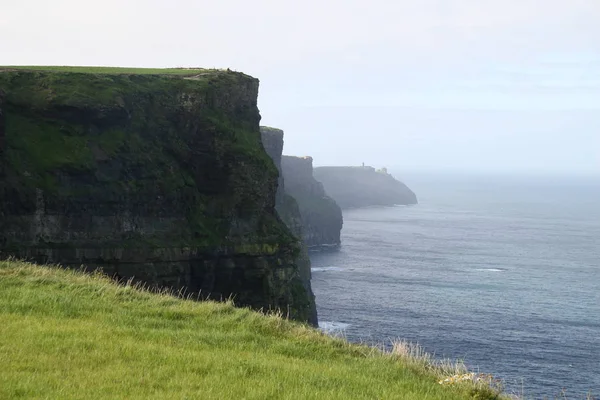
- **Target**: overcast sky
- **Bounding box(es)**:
[1,0,599,175]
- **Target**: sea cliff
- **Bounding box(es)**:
[260,126,317,324]
[281,155,343,247]
[0,67,315,323]
[314,166,417,209]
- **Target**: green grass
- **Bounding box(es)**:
[0,260,505,400]
[0,66,219,75]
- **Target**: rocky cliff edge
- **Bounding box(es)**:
[0,68,315,323]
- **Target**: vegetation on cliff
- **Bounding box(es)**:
[0,67,315,323]
[0,66,217,75]
[0,66,275,249]
[0,260,504,400]
[314,166,418,209]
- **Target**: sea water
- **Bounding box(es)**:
[310,173,600,399]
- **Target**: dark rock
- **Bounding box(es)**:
[0,70,315,324]
[260,126,317,325]
[314,166,417,209]
[281,155,343,248]
[259,127,285,204]
[0,89,5,155]
[0,90,6,221]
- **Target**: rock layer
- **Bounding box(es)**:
[281,156,343,247]
[0,69,315,323]
[314,166,417,209]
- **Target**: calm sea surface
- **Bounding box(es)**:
[310,173,600,399]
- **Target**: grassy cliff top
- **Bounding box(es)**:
[0,66,259,112]
[0,260,504,400]
[260,126,284,134]
[0,66,237,76]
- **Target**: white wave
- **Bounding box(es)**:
[311,267,345,272]
[319,321,351,334]
[475,268,505,272]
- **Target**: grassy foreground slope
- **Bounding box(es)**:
[0,260,500,400]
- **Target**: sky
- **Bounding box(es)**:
[1,0,599,175]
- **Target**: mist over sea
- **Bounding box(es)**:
[310,172,600,399]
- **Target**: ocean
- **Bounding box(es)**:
[310,173,600,399]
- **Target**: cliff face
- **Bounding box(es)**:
[258,127,285,204]
[313,166,417,209]
[0,90,5,182]
[259,127,317,324]
[0,69,315,323]
[281,156,343,247]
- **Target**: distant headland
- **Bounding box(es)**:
[313,165,417,209]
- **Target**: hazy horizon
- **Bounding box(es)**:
[1,0,599,175]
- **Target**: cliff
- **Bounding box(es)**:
[259,127,317,324]
[281,156,343,247]
[313,166,417,209]
[258,127,285,204]
[0,90,5,181]
[258,127,305,238]
[0,67,315,323]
